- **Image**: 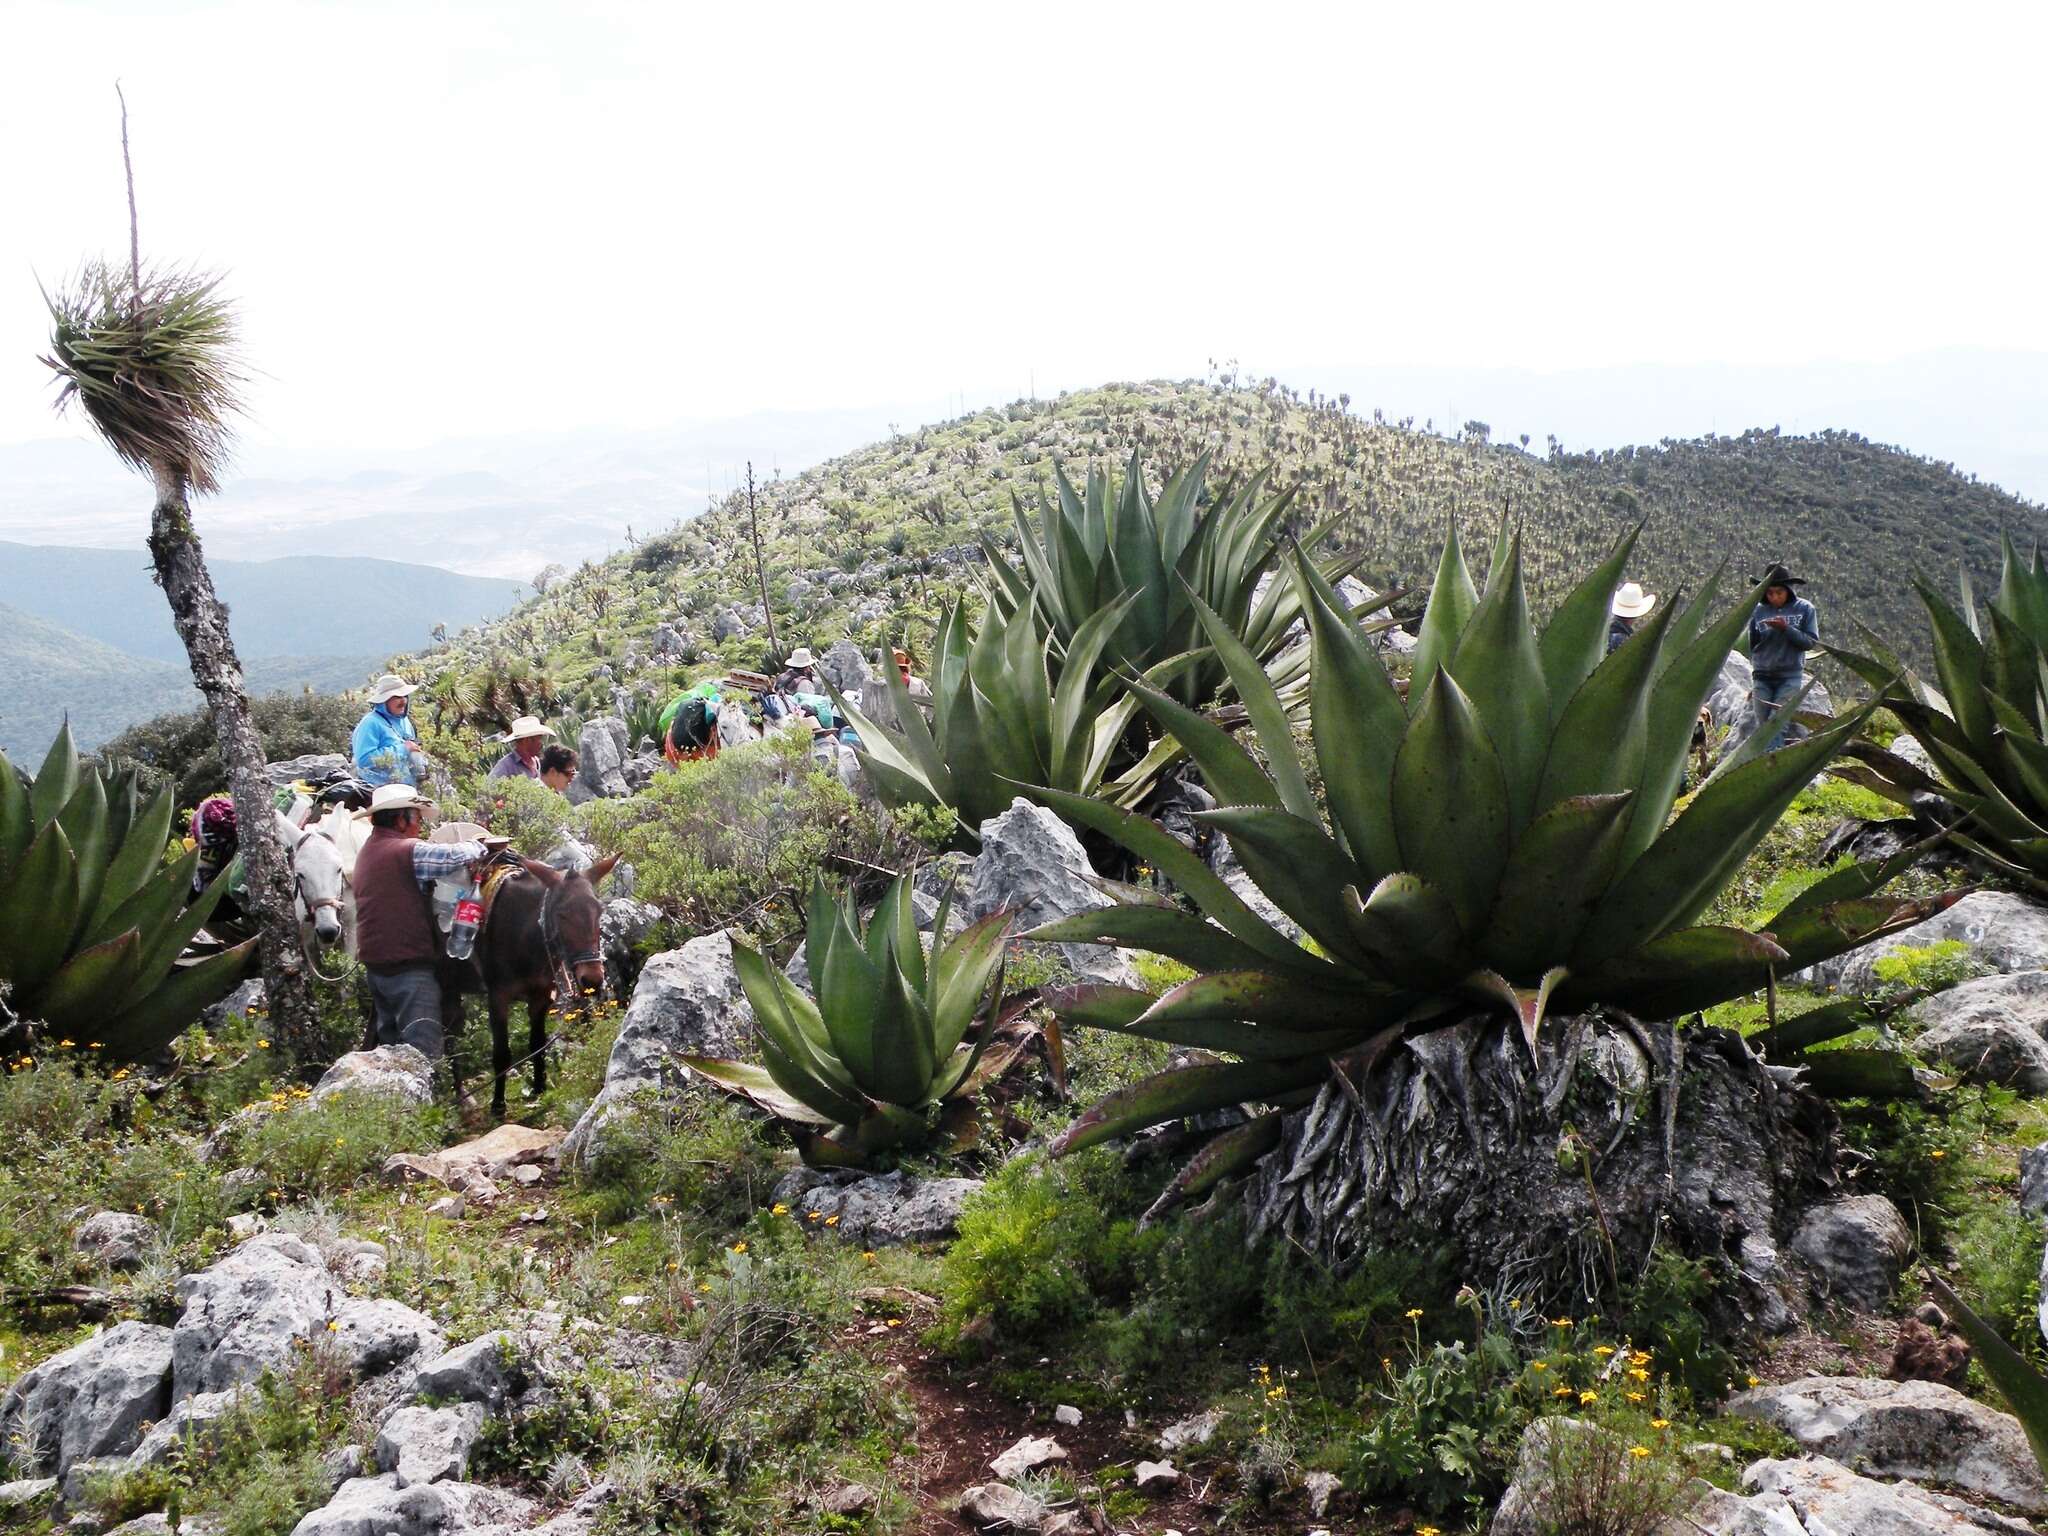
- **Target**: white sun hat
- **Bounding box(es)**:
[1611,582,1659,619]
[355,783,431,819]
[369,673,419,703]
[501,715,557,742]
[785,647,817,668]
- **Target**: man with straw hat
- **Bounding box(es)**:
[487,716,558,781]
[351,783,495,1059]
[352,674,428,788]
[1608,581,1658,653]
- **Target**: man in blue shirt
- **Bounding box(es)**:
[353,675,427,787]
[1746,564,1821,750]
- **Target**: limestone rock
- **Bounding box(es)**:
[201,977,267,1029]
[0,1321,172,1474]
[1134,1460,1179,1492]
[1728,1377,2046,1512]
[374,1402,488,1488]
[1790,1195,1913,1311]
[1302,1469,1340,1516]
[287,1473,534,1536]
[967,797,1138,987]
[266,753,349,789]
[574,719,631,800]
[563,932,754,1169]
[126,1387,247,1470]
[1053,1403,1081,1427]
[816,638,871,696]
[955,1483,1049,1533]
[1801,890,2048,994]
[1157,1408,1219,1453]
[771,1168,983,1247]
[312,1045,435,1107]
[0,1479,57,1516]
[600,897,663,996]
[989,1434,1067,1480]
[1738,1454,2039,1534]
[2023,1142,2048,1214]
[1910,971,2048,1093]
[74,1211,155,1272]
[105,1515,222,1536]
[406,1331,523,1409]
[330,1298,445,1380]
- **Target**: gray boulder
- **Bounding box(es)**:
[201,976,266,1030]
[562,933,754,1169]
[771,1168,984,1247]
[599,897,663,997]
[1491,1418,1608,1536]
[574,719,631,800]
[711,609,745,642]
[330,1299,446,1381]
[1705,651,1835,737]
[0,1321,172,1474]
[967,798,1139,988]
[1800,891,2048,994]
[312,1045,435,1107]
[374,1402,488,1488]
[816,638,872,696]
[1729,1377,2046,1513]
[105,1514,222,1536]
[2021,1143,2048,1215]
[953,1483,1049,1533]
[1910,970,2048,1093]
[288,1474,534,1536]
[406,1331,522,1410]
[266,754,349,790]
[1790,1195,1912,1310]
[1739,1453,2039,1534]
[126,1387,246,1470]
[0,1479,56,1517]
[74,1211,156,1272]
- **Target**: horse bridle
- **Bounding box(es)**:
[538,877,605,1003]
[287,823,355,984]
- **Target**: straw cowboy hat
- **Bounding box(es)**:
[1610,582,1658,619]
[369,674,419,704]
[354,783,431,819]
[785,647,817,669]
[501,716,557,743]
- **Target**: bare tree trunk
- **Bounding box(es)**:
[745,461,781,658]
[147,464,320,1056]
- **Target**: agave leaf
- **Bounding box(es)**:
[679,1057,838,1125]
[1048,596,1136,787]
[1138,969,1383,1035]
[0,751,31,879]
[1461,966,1568,1057]
[26,930,145,1033]
[0,821,79,999]
[1770,836,1939,923]
[733,937,865,1114]
[1447,534,1550,827]
[1560,925,1789,1020]
[1918,579,1996,754]
[1293,553,1407,879]
[1410,520,1479,694]
[1479,792,1635,980]
[1041,982,1155,1030]
[28,722,79,828]
[1027,905,1284,978]
[55,774,111,954]
[1390,670,1511,936]
[1765,890,1973,978]
[930,909,1011,1058]
[1184,589,1317,819]
[1534,586,1679,816]
[1341,874,1467,989]
[1050,1054,1333,1156]
[127,861,245,1005]
[1142,1111,1286,1224]
[1794,1047,1920,1100]
[1925,1272,2048,1479]
[1754,990,1930,1058]
[1198,806,1376,971]
[87,851,195,957]
[1537,527,1641,719]
[96,940,257,1057]
[1119,675,1278,810]
[91,785,175,935]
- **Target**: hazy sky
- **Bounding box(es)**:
[3,0,2043,458]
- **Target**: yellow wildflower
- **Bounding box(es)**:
[886,1318,902,1328]
[1578,1390,1598,1405]
[57,1039,74,1049]
[1553,1385,1574,1398]
[1746,1374,1760,1388]
[1629,1445,1651,1459]
[1628,1367,1650,1382]
[1404,1307,1423,1319]
[1532,1361,1548,1372]
[697,1282,712,1293]
[256,1039,270,1049]
[824,1215,840,1227]
[325,1320,340,1332]
[666,1261,679,1273]
[771,1203,789,1215]
[1266,1386,1286,1400]
[1629,1350,1652,1366]
[1593,1345,1615,1357]
[730,1240,747,1254]
[1650,1418,1670,1430]
[862,1251,877,1262]
[807,1211,822,1223]
[1626,1391,1646,1403]
[1551,1317,1574,1328]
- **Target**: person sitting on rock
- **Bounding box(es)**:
[1745,563,1822,749]
[352,675,428,788]
[775,646,820,695]
[351,783,490,1059]
[1608,581,1657,652]
[487,716,558,781]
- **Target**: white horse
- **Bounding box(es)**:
[279,810,351,955]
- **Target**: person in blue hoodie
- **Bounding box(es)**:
[352,675,428,787]
[1746,564,1821,749]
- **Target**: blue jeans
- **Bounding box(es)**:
[1746,673,1808,751]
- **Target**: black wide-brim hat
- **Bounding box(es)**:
[1755,563,1807,588]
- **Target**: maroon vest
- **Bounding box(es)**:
[355,827,439,972]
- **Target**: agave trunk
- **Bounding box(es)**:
[147,464,318,1053]
[1236,1010,1839,1332]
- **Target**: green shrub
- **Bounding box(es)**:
[99,693,362,806]
[575,1091,779,1238]
[1874,939,1982,998]
[473,773,584,857]
[1955,1204,2048,1354]
[231,1091,443,1202]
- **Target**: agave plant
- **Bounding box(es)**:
[1834,537,2048,890]
[0,726,256,1055]
[1028,525,1957,1181]
[681,874,1023,1163]
[833,592,1168,840]
[1925,1273,2048,1482]
[982,452,1369,707]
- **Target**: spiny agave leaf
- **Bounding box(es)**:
[1770,835,1941,924]
[1197,806,1376,971]
[1534,584,1680,817]
[1142,1111,1286,1225]
[1538,526,1640,721]
[26,930,145,1033]
[29,721,79,828]
[1996,531,2048,646]
[1479,793,1635,980]
[1184,588,1317,819]
[1050,1054,1332,1156]
[1391,670,1511,936]
[1027,905,1284,979]
[1461,966,1567,1057]
[1048,596,1137,787]
[1119,675,1278,810]
[1702,675,1824,784]
[1448,533,1550,827]
[0,750,31,879]
[1925,1272,2048,1477]
[0,821,79,999]
[1560,925,1789,1020]
[55,773,111,954]
[1986,606,2044,733]
[1753,989,1930,1058]
[1576,703,1877,965]
[1410,519,1479,694]
[1294,552,1407,879]
[930,908,1011,1057]
[863,949,938,1106]
[1341,874,1466,990]
[96,940,257,1057]
[87,849,196,957]
[1918,579,1996,754]
[1795,1048,1920,1100]
[732,938,867,1122]
[1766,890,1973,978]
[678,1057,838,1125]
[1138,969,1380,1035]
[91,785,175,936]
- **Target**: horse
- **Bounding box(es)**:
[195,810,351,960]
[469,853,621,1116]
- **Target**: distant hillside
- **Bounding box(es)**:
[415,380,2048,720]
[0,544,526,666]
[0,600,382,759]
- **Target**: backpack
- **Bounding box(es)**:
[667,696,714,753]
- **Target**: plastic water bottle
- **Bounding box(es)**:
[447,878,483,961]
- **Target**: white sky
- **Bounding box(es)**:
[3,0,2044,456]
